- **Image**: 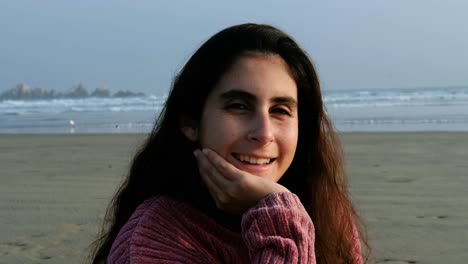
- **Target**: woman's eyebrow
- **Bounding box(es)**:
[272,97,297,109]
[219,90,256,102]
[219,89,297,108]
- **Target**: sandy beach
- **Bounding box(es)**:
[0,133,467,264]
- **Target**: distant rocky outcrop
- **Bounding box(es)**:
[64,84,89,98]
[0,84,55,100]
[113,90,146,98]
[91,87,111,98]
[0,83,146,101]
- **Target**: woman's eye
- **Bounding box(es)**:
[271,108,291,116]
[225,103,248,110]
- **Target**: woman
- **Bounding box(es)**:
[91,23,369,263]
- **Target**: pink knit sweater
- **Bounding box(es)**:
[108,192,362,263]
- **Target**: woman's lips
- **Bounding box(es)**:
[229,153,276,174]
[233,153,273,165]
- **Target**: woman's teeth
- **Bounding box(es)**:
[235,154,271,165]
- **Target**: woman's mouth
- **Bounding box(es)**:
[233,153,275,165]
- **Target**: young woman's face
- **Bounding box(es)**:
[196,54,299,182]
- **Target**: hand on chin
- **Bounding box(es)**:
[194,148,289,213]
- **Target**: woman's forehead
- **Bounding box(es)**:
[211,54,297,97]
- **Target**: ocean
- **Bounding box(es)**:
[1,87,467,134]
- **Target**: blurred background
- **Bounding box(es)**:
[1,2,468,264]
[1,0,467,133]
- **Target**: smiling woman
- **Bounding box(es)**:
[190,54,299,185]
[90,23,370,263]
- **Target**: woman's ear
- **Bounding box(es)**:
[181,126,198,142]
[180,116,199,142]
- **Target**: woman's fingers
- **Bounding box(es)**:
[193,149,228,194]
[194,149,242,211]
[194,148,289,213]
[201,148,241,181]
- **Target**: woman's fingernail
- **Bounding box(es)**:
[202,148,209,155]
[193,149,199,157]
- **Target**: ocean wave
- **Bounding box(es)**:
[0,96,165,114]
[324,87,468,108]
[2,88,467,114]
[336,117,468,125]
[2,87,468,133]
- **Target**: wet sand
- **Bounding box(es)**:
[0,133,467,263]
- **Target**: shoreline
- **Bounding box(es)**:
[1,133,467,263]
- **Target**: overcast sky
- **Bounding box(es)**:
[1,0,467,95]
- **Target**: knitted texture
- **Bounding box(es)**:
[108,192,362,263]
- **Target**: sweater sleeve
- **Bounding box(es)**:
[241,192,316,264]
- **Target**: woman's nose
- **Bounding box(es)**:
[247,112,274,144]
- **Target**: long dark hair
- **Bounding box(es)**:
[90,23,369,263]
